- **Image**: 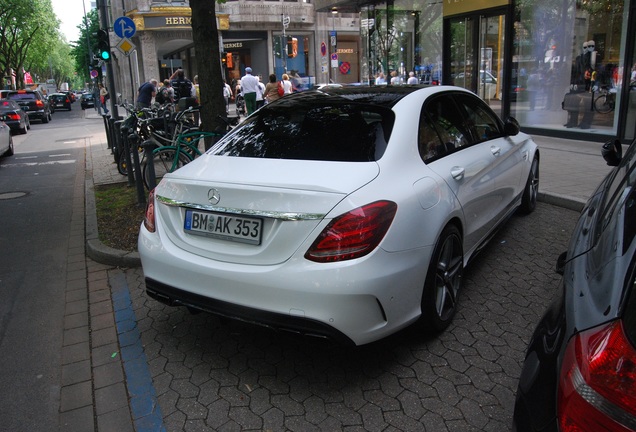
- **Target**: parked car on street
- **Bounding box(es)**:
[0,99,30,134]
[49,92,72,111]
[0,119,13,158]
[138,85,540,346]
[5,89,51,123]
[80,93,95,110]
[513,138,636,431]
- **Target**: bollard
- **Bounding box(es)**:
[102,114,112,149]
[113,120,123,162]
[120,126,134,187]
[142,139,157,191]
[127,133,146,205]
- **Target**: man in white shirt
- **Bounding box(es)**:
[240,67,260,115]
[407,72,419,85]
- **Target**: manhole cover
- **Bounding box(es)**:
[0,191,27,200]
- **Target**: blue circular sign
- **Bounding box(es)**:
[113,16,136,39]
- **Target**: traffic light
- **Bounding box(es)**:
[97,29,111,62]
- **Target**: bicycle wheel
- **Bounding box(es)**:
[594,94,612,114]
[142,147,192,189]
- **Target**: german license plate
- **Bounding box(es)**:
[184,209,262,245]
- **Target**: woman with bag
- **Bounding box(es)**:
[264,74,281,104]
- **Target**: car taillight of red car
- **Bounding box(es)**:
[304,200,397,263]
[558,319,636,431]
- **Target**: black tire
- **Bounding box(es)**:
[421,225,464,333]
[142,147,192,190]
[4,135,14,156]
[594,94,612,114]
[117,154,128,176]
[42,113,49,124]
[519,156,539,214]
[20,123,27,134]
[26,117,30,130]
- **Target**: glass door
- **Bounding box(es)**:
[447,12,506,115]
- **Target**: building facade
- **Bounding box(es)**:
[105,0,636,141]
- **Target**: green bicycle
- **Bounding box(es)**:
[141,108,238,189]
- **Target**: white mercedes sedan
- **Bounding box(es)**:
[138,85,539,346]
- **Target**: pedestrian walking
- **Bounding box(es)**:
[255,76,266,110]
[99,83,110,115]
[281,73,293,95]
[169,69,195,103]
[264,74,281,104]
[223,79,232,114]
[136,78,157,109]
[407,71,418,84]
[240,67,259,115]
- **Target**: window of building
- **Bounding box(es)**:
[511,0,629,136]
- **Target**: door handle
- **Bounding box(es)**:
[451,166,465,180]
[491,146,501,156]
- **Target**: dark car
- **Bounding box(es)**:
[513,138,636,431]
[49,93,72,111]
[80,93,95,110]
[0,99,30,134]
[5,89,51,123]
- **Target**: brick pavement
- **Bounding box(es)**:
[78,108,615,431]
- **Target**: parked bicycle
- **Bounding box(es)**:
[593,85,616,114]
[141,106,239,189]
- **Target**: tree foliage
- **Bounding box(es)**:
[70,9,100,86]
[0,0,61,89]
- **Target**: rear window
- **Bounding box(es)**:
[7,92,37,101]
[210,101,395,162]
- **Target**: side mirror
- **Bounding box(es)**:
[601,139,622,166]
[503,116,520,136]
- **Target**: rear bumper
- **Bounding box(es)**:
[138,223,432,346]
[145,277,356,345]
[26,110,47,120]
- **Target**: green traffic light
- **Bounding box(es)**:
[100,50,110,61]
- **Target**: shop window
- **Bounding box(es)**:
[511,0,628,136]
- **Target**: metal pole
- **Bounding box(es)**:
[97,0,119,119]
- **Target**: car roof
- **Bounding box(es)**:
[290,85,431,108]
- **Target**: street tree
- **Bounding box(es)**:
[70,9,100,85]
[190,0,227,148]
[0,0,59,89]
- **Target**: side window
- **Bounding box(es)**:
[424,95,471,153]
[454,93,503,142]
[418,112,443,162]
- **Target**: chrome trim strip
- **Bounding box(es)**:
[156,194,326,221]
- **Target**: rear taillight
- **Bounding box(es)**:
[558,320,636,432]
[6,113,19,120]
[304,200,397,263]
[143,188,156,233]
[35,100,44,108]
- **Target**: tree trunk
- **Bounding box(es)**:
[189,0,227,150]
